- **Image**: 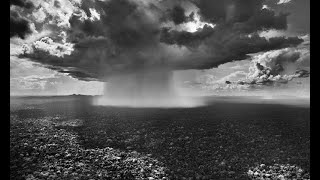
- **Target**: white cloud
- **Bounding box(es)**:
[30,0,83,28]
[89,8,101,21]
[32,7,47,23]
[248,47,309,78]
[259,29,288,39]
[262,5,271,10]
[25,37,74,58]
[277,0,292,5]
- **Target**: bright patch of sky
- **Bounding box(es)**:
[10,57,104,96]
[277,0,292,5]
[181,11,215,33]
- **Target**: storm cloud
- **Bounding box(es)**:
[12,0,306,81]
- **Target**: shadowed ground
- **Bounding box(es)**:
[10,96,310,179]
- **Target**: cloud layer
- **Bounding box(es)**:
[11,0,307,81]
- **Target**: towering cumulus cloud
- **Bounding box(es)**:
[11,0,307,107]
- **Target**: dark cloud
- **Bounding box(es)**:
[170,33,303,70]
[195,0,288,33]
[54,0,61,8]
[55,69,99,81]
[16,0,306,81]
[227,0,263,22]
[10,11,32,39]
[232,10,288,33]
[295,69,309,78]
[194,0,265,24]
[170,6,188,25]
[68,15,105,39]
[10,0,34,9]
[69,0,161,48]
[158,0,301,69]
[10,0,35,39]
[194,0,230,23]
[264,0,310,34]
[20,0,166,81]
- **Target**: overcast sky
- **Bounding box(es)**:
[10,0,309,97]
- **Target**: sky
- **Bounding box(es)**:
[10,0,310,97]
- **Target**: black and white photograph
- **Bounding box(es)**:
[10,0,310,179]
